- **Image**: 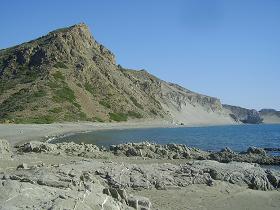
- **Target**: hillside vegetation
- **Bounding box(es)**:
[0,23,237,124]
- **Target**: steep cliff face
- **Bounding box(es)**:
[223,104,263,124]
[113,68,235,125]
[0,23,236,124]
[259,109,280,124]
[159,84,235,125]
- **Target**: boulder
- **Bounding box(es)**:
[17,163,28,170]
[21,141,57,153]
[220,147,235,154]
[103,188,128,203]
[247,147,267,156]
[109,142,206,160]
[103,187,151,209]
[266,170,280,188]
[127,195,151,210]
[18,141,102,158]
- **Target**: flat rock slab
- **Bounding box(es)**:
[1,140,280,209]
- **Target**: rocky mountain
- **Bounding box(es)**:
[223,104,263,124]
[0,23,238,124]
[259,109,280,124]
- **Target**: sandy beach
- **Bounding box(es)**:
[0,119,238,146]
[137,182,280,210]
[0,120,175,145]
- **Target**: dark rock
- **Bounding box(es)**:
[247,147,266,156]
[220,147,235,153]
[126,147,141,157]
[266,170,280,188]
[17,163,28,170]
[18,141,103,159]
[108,142,280,165]
[109,142,207,160]
[21,141,57,153]
[264,148,280,152]
[127,195,151,210]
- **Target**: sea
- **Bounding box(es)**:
[54,124,280,155]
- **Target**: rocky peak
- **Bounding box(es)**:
[48,23,95,50]
[0,23,116,77]
[44,23,116,65]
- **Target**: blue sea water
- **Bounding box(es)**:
[55,124,280,154]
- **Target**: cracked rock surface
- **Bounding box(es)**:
[0,140,280,209]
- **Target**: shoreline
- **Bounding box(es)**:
[0,120,277,146]
[0,120,238,146]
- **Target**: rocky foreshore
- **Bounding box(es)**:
[109,142,280,165]
[0,139,280,209]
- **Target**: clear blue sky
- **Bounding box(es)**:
[1,0,279,110]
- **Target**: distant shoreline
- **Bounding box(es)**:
[0,120,241,146]
[1,120,279,146]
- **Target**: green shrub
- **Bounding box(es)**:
[128,111,142,118]
[33,89,47,97]
[63,113,76,121]
[78,112,87,120]
[0,89,30,117]
[99,100,111,108]
[84,82,95,95]
[15,115,55,124]
[53,71,65,80]
[130,96,143,109]
[53,86,76,103]
[49,107,63,113]
[0,80,15,94]
[48,81,60,89]
[21,70,38,83]
[54,62,68,69]
[109,112,128,122]
[7,65,39,84]
[72,102,81,109]
[92,117,104,122]
[31,105,39,111]
[63,111,87,121]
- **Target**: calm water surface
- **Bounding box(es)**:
[55,124,280,153]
